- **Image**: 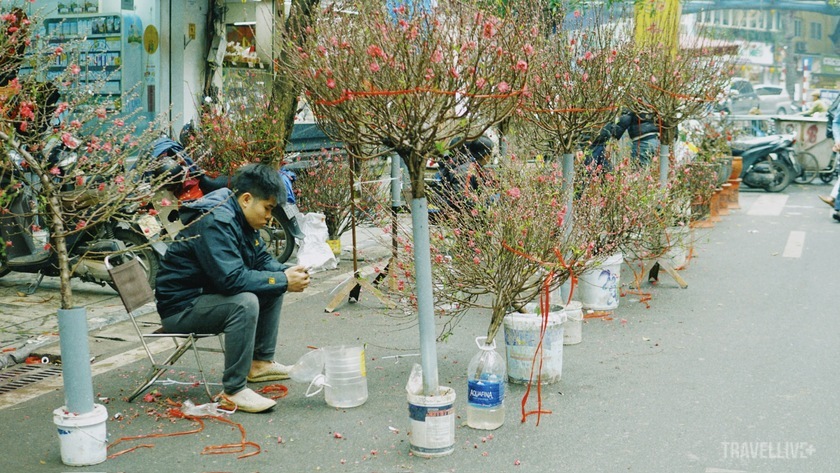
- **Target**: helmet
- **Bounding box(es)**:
[179,121,197,146]
[467,136,494,160]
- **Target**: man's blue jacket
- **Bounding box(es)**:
[155,188,290,319]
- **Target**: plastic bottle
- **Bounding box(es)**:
[466,336,506,430]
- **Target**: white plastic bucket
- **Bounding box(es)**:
[53,404,108,466]
[323,345,367,408]
[503,308,565,385]
[408,386,456,458]
[562,301,584,345]
[663,226,690,270]
[577,253,623,311]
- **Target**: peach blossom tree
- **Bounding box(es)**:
[277,0,537,394]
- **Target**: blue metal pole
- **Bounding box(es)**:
[562,153,575,235]
[660,144,670,189]
[410,197,440,395]
[57,307,94,413]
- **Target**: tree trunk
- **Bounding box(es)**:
[269,0,320,169]
[47,192,73,309]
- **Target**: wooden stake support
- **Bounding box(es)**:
[323,147,398,312]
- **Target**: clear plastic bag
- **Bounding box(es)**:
[288,349,325,383]
[405,363,423,395]
[182,399,232,416]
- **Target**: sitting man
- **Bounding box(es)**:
[155,163,311,413]
[798,90,828,117]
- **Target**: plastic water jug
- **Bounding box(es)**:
[306,345,368,408]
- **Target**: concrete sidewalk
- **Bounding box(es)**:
[1,187,838,473]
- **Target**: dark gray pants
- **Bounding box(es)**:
[161,292,283,395]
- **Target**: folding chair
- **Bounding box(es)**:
[105,253,224,402]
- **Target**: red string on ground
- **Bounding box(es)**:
[106,404,261,460]
[256,384,289,400]
[584,311,613,321]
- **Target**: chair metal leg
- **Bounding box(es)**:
[189,336,215,401]
[127,339,194,402]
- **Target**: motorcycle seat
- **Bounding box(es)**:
[8,249,50,267]
[730,135,789,156]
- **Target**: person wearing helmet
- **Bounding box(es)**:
[798,90,827,117]
[435,135,495,211]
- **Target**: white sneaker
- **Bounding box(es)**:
[218,388,276,413]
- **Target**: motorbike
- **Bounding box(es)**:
[147,136,304,264]
[0,140,161,294]
[730,133,799,193]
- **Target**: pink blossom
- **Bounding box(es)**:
[17,102,34,119]
[18,121,27,132]
[54,46,63,55]
[482,21,496,39]
[369,62,380,73]
[506,187,521,198]
[161,198,172,206]
[523,44,534,56]
[574,10,581,18]
[95,108,107,119]
[496,82,510,93]
[55,102,69,115]
[61,132,78,148]
[584,51,593,61]
[69,64,81,75]
[366,44,386,59]
[114,175,125,184]
[114,118,124,127]
[515,60,527,72]
[7,78,21,93]
[49,167,61,176]
[473,256,481,265]
[430,49,443,64]
[476,77,487,89]
[582,72,589,82]
[70,120,82,129]
[75,220,87,231]
[326,78,336,89]
[448,67,459,79]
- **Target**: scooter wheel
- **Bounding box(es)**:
[793,152,818,184]
[764,161,794,193]
[260,217,295,264]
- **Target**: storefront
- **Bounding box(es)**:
[811,55,840,91]
[17,0,217,134]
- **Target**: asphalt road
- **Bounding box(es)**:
[0,182,838,473]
